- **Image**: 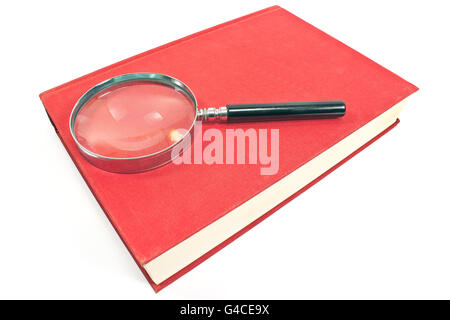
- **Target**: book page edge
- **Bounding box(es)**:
[144,99,409,285]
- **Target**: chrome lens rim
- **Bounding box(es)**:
[69,72,198,162]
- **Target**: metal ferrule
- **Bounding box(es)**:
[197,106,228,122]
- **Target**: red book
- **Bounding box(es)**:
[39,6,417,291]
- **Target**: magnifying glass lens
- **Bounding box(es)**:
[74,81,196,158]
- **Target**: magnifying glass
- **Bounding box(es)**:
[70,73,345,173]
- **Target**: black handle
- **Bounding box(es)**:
[226,101,346,122]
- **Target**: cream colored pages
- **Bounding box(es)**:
[145,100,407,285]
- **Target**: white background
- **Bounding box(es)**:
[0,0,449,299]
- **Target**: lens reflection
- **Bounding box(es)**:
[74,81,196,158]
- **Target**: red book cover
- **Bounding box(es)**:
[39,6,417,291]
